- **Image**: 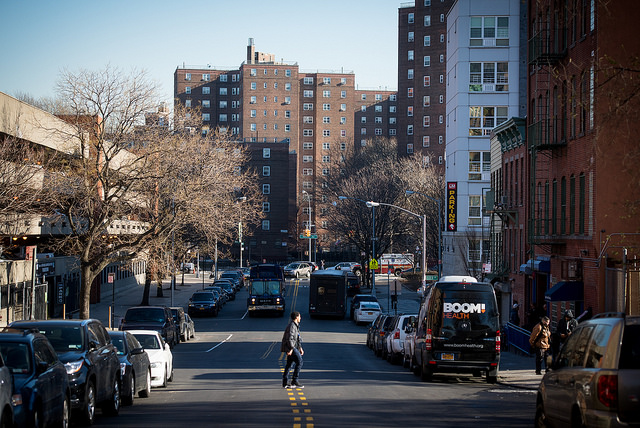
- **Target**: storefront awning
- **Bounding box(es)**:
[519,259,550,275]
[544,281,584,302]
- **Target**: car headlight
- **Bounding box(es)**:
[120,362,127,376]
[251,298,256,304]
[65,360,84,374]
[150,362,162,369]
[276,298,281,304]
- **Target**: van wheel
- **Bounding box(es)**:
[486,373,497,384]
[421,361,433,381]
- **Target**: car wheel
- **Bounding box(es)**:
[102,375,120,416]
[571,406,585,428]
[59,394,70,428]
[420,360,433,381]
[139,370,151,398]
[168,364,174,382]
[33,404,42,428]
[295,272,300,279]
[122,373,135,406]
[161,366,168,388]
[82,380,96,425]
[534,399,548,428]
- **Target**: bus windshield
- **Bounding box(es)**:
[250,280,282,296]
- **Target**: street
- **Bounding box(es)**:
[90,277,537,427]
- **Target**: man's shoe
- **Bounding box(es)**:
[291,382,304,389]
[282,379,290,388]
[535,371,542,375]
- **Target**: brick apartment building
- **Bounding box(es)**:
[174,39,397,262]
[491,0,640,325]
[397,0,452,166]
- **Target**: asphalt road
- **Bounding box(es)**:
[90,278,536,428]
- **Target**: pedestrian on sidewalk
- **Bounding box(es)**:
[509,300,520,326]
[529,316,551,375]
[281,311,304,389]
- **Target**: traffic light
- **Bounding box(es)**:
[304,229,311,237]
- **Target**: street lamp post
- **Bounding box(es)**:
[367,201,426,289]
[406,190,442,279]
[338,196,376,297]
[302,190,312,263]
[237,197,247,268]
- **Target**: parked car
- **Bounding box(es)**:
[0,351,13,428]
[0,328,69,427]
[107,330,151,406]
[350,294,379,320]
[330,262,362,276]
[214,281,237,300]
[188,291,219,317]
[354,302,382,325]
[120,306,178,349]
[366,314,388,350]
[346,272,361,296]
[373,315,396,357]
[10,319,121,425]
[284,262,312,278]
[204,286,227,305]
[402,316,419,370]
[169,307,189,342]
[219,270,244,289]
[128,331,173,388]
[181,262,195,273]
[535,313,640,428]
[183,314,196,340]
[383,314,417,365]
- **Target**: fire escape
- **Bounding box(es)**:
[528,19,567,261]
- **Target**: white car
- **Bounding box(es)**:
[384,314,417,365]
[354,301,382,325]
[129,330,173,388]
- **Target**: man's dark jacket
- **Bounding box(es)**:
[281,320,301,353]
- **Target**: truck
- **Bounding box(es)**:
[247,264,286,317]
[308,269,348,319]
[375,253,415,275]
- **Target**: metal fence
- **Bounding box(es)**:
[1,281,47,325]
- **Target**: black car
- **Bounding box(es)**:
[107,331,151,406]
[373,315,395,357]
[10,319,121,425]
[366,314,389,350]
[169,307,189,342]
[120,306,178,349]
[216,282,237,300]
[350,294,379,320]
[0,329,70,427]
[188,291,220,317]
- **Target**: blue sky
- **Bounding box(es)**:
[1,0,400,103]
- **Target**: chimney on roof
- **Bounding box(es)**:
[247,38,255,64]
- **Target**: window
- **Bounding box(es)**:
[468,152,491,180]
[219,87,227,95]
[285,110,291,118]
[439,135,443,144]
[303,155,313,163]
[424,56,431,67]
[303,181,312,189]
[407,143,414,153]
[303,142,313,150]
[262,220,270,231]
[469,62,509,92]
[375,128,383,135]
[375,105,382,112]
[390,94,397,101]
[470,16,509,47]
[285,69,291,77]
[389,117,396,124]
[303,129,313,136]
[341,130,346,137]
[424,15,431,26]
[203,113,210,121]
[340,104,347,111]
[263,166,270,176]
[323,104,331,111]
[375,117,382,124]
[284,96,291,104]
[440,13,444,22]
[424,75,431,86]
[262,184,271,195]
[322,155,330,163]
[250,109,257,117]
[469,106,508,136]
[303,116,313,124]
[440,74,444,83]
[303,103,313,110]
[323,116,330,124]
[341,77,347,85]
[202,86,210,95]
[439,95,444,103]
[390,106,396,113]
[468,195,483,225]
[408,50,414,61]
[263,202,270,213]
[323,130,330,137]
[285,83,291,91]
[250,96,257,104]
[250,69,257,76]
[407,106,413,116]
[304,77,314,85]
[423,95,431,106]
[302,168,313,176]
[274,82,278,89]
[423,136,430,147]
[389,129,396,136]
[304,90,313,97]
[440,54,444,63]
[361,105,367,112]
[322,142,330,150]
[423,116,430,127]
[424,35,431,46]
[202,73,210,81]
[185,99,192,108]
[408,13,414,23]
[340,143,346,150]
[285,124,291,132]
[323,90,331,98]
[407,125,413,135]
[408,31,414,42]
[408,69,414,79]
[218,114,227,121]
[185,86,191,94]
[361,128,366,135]
[361,117,367,124]
[408,88,414,97]
[340,117,346,124]
[341,90,347,98]
[185,73,191,81]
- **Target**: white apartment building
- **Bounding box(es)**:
[442,0,525,276]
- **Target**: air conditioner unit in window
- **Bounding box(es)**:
[483,84,495,92]
[483,39,496,47]
[481,172,490,181]
[567,260,582,279]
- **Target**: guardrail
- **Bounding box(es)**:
[503,322,533,356]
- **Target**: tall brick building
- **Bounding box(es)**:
[173,40,397,262]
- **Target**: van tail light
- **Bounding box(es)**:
[394,331,400,339]
[495,330,501,354]
[426,328,432,351]
[597,375,618,408]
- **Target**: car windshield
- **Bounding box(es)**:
[250,280,282,296]
[125,308,165,323]
[0,343,32,374]
[110,334,126,355]
[192,292,215,302]
[132,334,161,350]
[32,325,84,353]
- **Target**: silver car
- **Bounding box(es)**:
[284,262,312,278]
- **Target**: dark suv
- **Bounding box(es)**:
[536,313,640,428]
[0,329,70,427]
[120,306,178,348]
[10,319,121,425]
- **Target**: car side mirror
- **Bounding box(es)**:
[131,347,145,356]
[35,361,48,375]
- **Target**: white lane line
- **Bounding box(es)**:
[206,334,233,352]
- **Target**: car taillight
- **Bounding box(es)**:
[597,375,618,408]
[426,328,432,351]
[394,331,400,339]
[495,330,501,354]
[379,331,385,337]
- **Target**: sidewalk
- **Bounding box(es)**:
[90,273,207,329]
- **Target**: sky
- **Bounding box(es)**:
[1,0,400,104]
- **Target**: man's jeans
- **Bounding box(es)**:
[535,347,550,373]
[283,348,303,383]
